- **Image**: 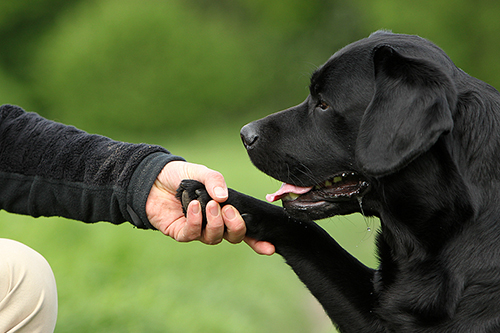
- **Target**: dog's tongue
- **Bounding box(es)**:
[266,183,313,202]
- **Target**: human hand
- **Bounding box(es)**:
[145,161,275,255]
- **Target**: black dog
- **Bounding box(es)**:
[178,31,500,332]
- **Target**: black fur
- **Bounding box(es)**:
[178,31,500,332]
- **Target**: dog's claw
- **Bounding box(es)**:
[241,213,252,223]
[181,190,191,214]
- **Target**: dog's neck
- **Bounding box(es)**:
[376,139,475,261]
[372,136,500,325]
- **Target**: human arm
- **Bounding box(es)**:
[0,104,177,227]
[0,104,275,254]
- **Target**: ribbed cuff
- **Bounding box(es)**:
[126,152,185,229]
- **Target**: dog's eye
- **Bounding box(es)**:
[317,100,330,111]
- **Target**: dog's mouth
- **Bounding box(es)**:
[266,172,370,218]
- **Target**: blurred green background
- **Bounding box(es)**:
[1,0,499,332]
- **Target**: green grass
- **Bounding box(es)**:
[0,125,379,332]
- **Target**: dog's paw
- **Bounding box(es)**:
[176,180,258,232]
[176,180,277,242]
[176,179,211,225]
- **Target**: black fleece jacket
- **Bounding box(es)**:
[0,104,185,229]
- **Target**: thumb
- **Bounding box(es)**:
[202,170,228,203]
[185,163,228,203]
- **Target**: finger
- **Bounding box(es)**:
[191,167,228,203]
[244,237,276,256]
[202,201,224,245]
[221,205,246,244]
[180,200,203,241]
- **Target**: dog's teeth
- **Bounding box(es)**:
[287,193,301,200]
[333,176,343,183]
[315,185,321,190]
[324,180,333,187]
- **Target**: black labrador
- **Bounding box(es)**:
[178,31,500,332]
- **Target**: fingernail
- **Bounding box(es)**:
[214,186,228,199]
[224,206,236,220]
[191,201,200,214]
[208,202,220,217]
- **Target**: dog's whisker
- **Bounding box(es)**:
[296,163,322,185]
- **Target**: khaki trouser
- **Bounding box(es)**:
[0,239,58,332]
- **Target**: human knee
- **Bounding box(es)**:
[0,239,57,332]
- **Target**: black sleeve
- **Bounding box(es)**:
[0,104,185,229]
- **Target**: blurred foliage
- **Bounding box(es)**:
[0,0,363,136]
[0,0,82,76]
[0,0,499,137]
[1,0,499,138]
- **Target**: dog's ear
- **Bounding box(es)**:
[356,45,456,177]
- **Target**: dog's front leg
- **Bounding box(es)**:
[177,180,385,332]
[261,215,384,333]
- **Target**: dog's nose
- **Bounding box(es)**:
[240,123,259,149]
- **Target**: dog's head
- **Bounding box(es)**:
[241,31,458,220]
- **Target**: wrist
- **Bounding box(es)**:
[127,152,185,229]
